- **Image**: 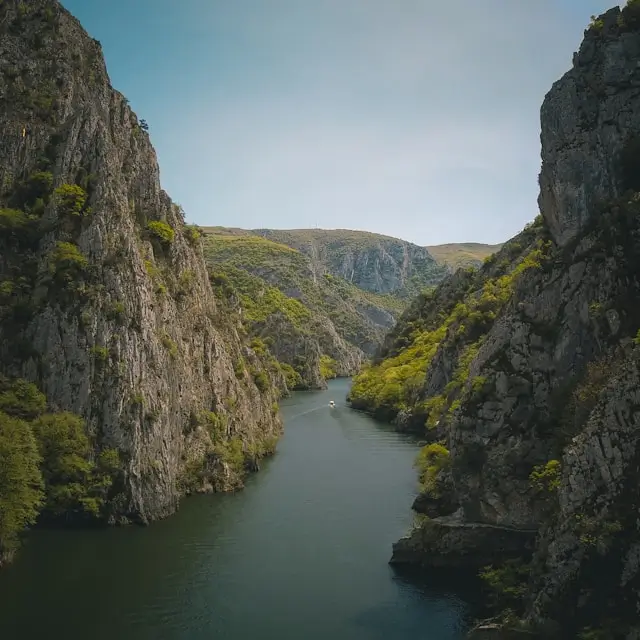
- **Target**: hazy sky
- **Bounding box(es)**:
[62,0,619,246]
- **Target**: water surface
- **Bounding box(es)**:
[0,379,470,639]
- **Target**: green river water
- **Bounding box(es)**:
[0,378,472,639]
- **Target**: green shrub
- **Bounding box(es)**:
[216,436,245,472]
[106,301,126,324]
[573,515,623,549]
[319,355,338,380]
[201,411,227,443]
[414,443,450,495]
[0,208,32,232]
[0,377,47,420]
[471,376,487,393]
[278,361,303,389]
[90,346,109,362]
[53,184,88,216]
[530,459,561,494]
[588,15,605,30]
[0,377,122,558]
[233,358,246,378]
[144,260,161,279]
[31,412,118,519]
[160,333,178,359]
[250,338,269,357]
[479,559,530,611]
[423,394,447,429]
[131,393,145,407]
[0,412,44,556]
[146,221,175,244]
[0,279,15,298]
[143,260,167,295]
[184,225,202,244]
[48,241,88,282]
[252,369,270,392]
[177,269,196,297]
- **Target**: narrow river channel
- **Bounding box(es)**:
[0,378,471,639]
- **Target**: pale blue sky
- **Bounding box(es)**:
[62,1,619,245]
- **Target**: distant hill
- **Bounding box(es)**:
[201,228,406,390]
[425,242,503,270]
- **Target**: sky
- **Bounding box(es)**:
[61,0,621,246]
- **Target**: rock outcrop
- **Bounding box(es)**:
[539,6,640,248]
[0,0,282,526]
[350,4,640,637]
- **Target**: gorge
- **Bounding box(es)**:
[2,0,640,639]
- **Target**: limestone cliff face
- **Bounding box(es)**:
[526,346,640,632]
[350,4,640,636]
[252,228,448,298]
[0,0,282,523]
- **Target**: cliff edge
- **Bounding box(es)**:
[0,0,282,540]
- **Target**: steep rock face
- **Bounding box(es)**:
[252,228,448,298]
[538,6,640,247]
[350,4,640,636]
[0,0,282,524]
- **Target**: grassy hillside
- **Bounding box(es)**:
[425,242,503,271]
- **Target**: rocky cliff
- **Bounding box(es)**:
[350,3,640,637]
[251,228,449,298]
[0,0,282,543]
[425,242,503,271]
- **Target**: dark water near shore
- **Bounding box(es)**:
[0,379,471,639]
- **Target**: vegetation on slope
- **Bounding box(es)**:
[349,216,549,426]
[352,182,640,636]
[202,229,409,389]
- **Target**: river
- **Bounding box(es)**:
[0,378,471,639]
